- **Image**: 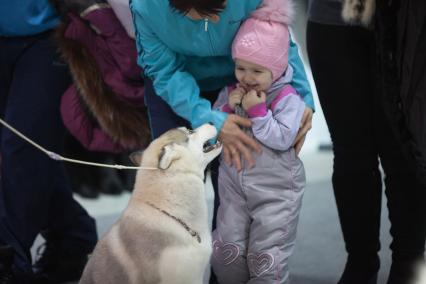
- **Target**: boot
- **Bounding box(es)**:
[337,254,380,284]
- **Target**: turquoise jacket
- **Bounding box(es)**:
[130,0,314,132]
[0,0,59,36]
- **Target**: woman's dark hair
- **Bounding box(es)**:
[169,0,226,16]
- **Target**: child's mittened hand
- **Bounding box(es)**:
[228,88,245,110]
[242,90,266,111]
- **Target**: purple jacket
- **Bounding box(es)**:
[60,7,149,153]
[214,68,306,150]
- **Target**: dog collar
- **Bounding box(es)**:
[145,202,201,243]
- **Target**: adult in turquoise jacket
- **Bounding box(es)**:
[131,0,315,170]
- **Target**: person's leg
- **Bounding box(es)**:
[0,32,30,284]
[307,21,381,283]
[211,163,250,284]
[143,78,190,139]
[244,149,305,284]
[376,98,426,284]
[0,33,97,280]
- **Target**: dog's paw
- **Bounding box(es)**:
[342,0,375,26]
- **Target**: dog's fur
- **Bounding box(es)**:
[79,124,222,284]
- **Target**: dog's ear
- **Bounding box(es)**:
[158,144,180,170]
[129,151,144,166]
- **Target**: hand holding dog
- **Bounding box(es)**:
[219,114,261,171]
[242,90,266,111]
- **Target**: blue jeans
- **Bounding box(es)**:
[0,31,97,279]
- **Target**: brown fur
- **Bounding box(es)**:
[54,22,151,149]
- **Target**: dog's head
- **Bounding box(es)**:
[134,124,222,177]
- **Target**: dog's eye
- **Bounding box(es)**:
[188,129,195,134]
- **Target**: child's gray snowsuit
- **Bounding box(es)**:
[212,73,306,284]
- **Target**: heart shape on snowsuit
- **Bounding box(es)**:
[213,240,240,266]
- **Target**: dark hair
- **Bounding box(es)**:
[169,0,226,17]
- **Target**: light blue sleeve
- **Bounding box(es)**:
[131,8,228,132]
[288,37,315,111]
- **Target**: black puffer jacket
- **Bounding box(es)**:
[374,0,426,185]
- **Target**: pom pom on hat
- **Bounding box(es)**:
[251,0,294,25]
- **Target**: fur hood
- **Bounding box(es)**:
[342,0,376,26]
[55,22,151,151]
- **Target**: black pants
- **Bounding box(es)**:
[0,32,97,278]
[306,21,426,262]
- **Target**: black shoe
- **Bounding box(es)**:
[0,246,16,284]
[338,254,380,284]
[32,237,88,284]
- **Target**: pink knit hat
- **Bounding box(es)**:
[232,0,294,81]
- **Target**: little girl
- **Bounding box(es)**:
[211,0,306,283]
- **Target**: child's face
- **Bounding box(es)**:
[234,59,273,92]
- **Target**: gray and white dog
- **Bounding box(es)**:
[79,124,222,284]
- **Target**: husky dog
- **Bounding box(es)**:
[79,124,222,284]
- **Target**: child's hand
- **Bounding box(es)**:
[228,88,245,110]
[242,90,266,111]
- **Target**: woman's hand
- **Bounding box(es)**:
[219,114,261,171]
[293,107,313,155]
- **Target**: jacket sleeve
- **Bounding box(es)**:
[131,9,228,132]
[250,87,306,151]
[213,87,234,113]
[288,36,315,111]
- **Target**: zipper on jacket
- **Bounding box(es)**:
[204,18,208,32]
[202,18,215,55]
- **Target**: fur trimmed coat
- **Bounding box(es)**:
[343,0,426,185]
[53,2,150,153]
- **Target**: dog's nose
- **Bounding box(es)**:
[208,122,214,126]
